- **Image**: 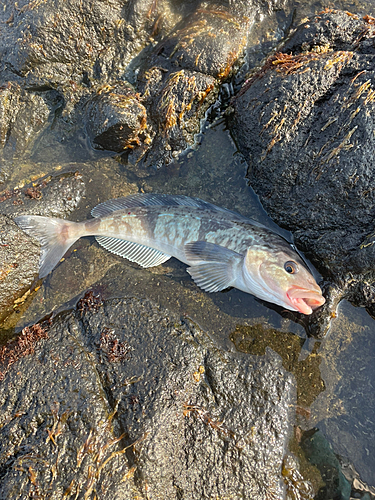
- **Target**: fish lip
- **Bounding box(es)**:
[287,286,325,315]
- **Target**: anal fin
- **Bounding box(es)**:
[96,236,171,268]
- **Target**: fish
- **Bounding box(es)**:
[14,193,325,315]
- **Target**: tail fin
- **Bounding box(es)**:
[14,215,81,278]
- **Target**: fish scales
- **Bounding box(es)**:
[88,212,149,241]
[72,207,297,267]
[89,207,274,261]
[153,211,202,252]
[14,194,325,315]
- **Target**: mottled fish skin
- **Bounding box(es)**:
[14,194,325,315]
[81,208,311,303]
[83,206,291,261]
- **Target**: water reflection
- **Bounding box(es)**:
[230,298,375,496]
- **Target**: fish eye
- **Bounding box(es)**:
[284,261,298,274]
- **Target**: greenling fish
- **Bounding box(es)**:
[14,193,325,315]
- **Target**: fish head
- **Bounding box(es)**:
[244,247,325,315]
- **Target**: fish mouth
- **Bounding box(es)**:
[287,286,325,315]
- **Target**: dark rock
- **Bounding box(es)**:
[84,83,149,153]
[0,171,85,218]
[0,296,297,499]
[138,67,217,167]
[136,3,254,168]
[281,10,375,54]
[303,282,343,338]
[0,0,268,174]
[0,82,21,149]
[0,83,25,183]
[0,322,49,380]
[4,91,53,154]
[231,10,375,329]
[0,0,176,87]
[0,85,63,184]
[0,0,291,173]
[0,0,183,172]
[154,5,252,78]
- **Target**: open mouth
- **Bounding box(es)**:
[287,286,326,315]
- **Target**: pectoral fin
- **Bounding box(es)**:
[185,241,242,263]
[185,241,243,293]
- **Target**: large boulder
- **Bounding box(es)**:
[0,296,303,499]
[135,2,255,168]
[0,0,177,86]
[231,10,375,333]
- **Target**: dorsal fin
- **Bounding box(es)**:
[91,193,253,221]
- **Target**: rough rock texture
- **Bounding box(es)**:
[0,0,177,87]
[85,83,149,153]
[0,215,39,322]
[231,10,375,332]
[0,0,179,181]
[0,0,290,179]
[0,171,85,218]
[136,2,254,168]
[0,296,296,499]
[0,82,22,149]
[0,84,57,183]
[0,172,85,322]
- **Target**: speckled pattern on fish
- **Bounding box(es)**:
[14,193,325,315]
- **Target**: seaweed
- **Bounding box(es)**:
[0,321,50,381]
[77,290,103,316]
[99,327,132,363]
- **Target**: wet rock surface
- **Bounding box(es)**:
[231,10,375,328]
[0,0,180,180]
[0,172,85,323]
[0,215,39,323]
[0,83,22,150]
[85,83,149,153]
[1,0,374,496]
[0,84,57,183]
[0,171,85,218]
[135,3,254,167]
[0,296,295,499]
[0,0,177,87]
[0,0,271,179]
